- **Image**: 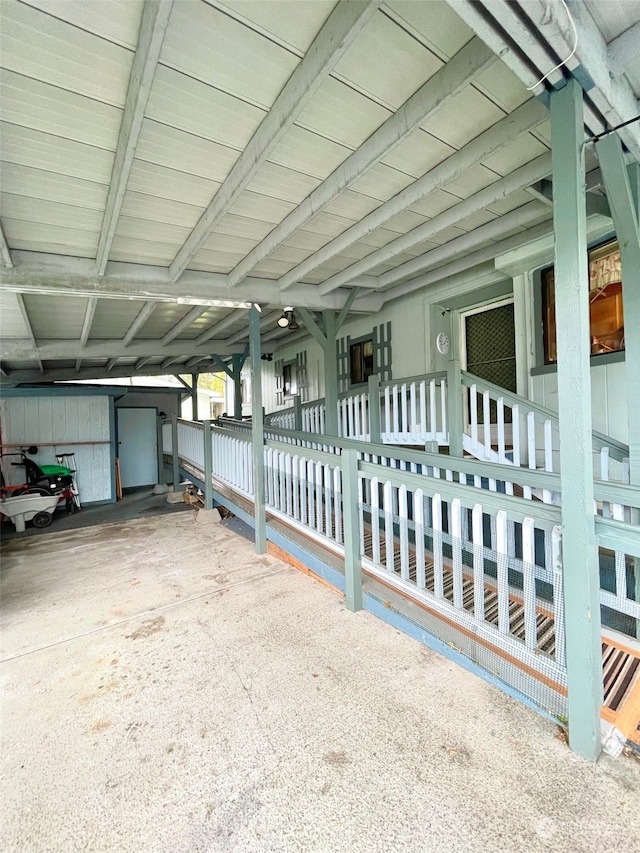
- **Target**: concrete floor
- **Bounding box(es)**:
[1,513,639,853]
[0,486,192,540]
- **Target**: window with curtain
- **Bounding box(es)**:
[542,239,624,364]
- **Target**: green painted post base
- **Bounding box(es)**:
[341,448,363,612]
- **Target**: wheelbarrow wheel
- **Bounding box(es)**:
[32,511,53,529]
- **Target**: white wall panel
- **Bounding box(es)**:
[0,69,121,149]
[21,0,144,49]
[147,66,265,149]
[531,362,628,444]
[161,0,299,110]
[0,162,108,210]
[0,123,114,184]
[1,1,133,107]
[0,394,113,502]
[136,119,240,182]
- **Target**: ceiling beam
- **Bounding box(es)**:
[1,361,222,387]
[442,0,556,97]
[381,220,555,305]
[194,309,245,345]
[227,36,496,287]
[608,22,640,78]
[319,152,553,294]
[160,305,207,346]
[277,97,548,291]
[96,0,174,273]
[224,309,281,345]
[168,0,381,281]
[492,0,640,159]
[75,296,98,372]
[0,338,265,362]
[375,200,550,290]
[135,357,152,371]
[0,253,383,313]
[15,293,43,374]
[0,220,13,268]
[106,357,118,372]
[442,0,604,139]
[123,300,157,346]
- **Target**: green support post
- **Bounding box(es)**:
[446,358,464,458]
[323,310,339,436]
[597,145,640,639]
[249,305,267,554]
[596,140,640,487]
[233,356,243,420]
[191,372,199,421]
[156,416,164,485]
[203,418,213,510]
[341,448,363,612]
[171,413,180,491]
[551,79,602,762]
[367,373,381,444]
[293,395,302,432]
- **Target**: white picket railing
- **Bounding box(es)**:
[165,417,639,652]
[357,460,566,685]
[380,374,448,445]
[264,443,343,550]
[301,400,325,435]
[212,426,253,497]
[461,371,630,485]
[177,420,204,471]
[338,392,369,441]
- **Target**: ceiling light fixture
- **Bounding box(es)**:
[277,307,298,329]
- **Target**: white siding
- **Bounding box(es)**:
[531,360,628,444]
[0,394,112,502]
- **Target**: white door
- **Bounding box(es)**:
[117,407,158,487]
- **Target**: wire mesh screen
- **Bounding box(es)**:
[358,472,567,718]
[465,304,516,424]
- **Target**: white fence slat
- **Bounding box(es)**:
[552,525,565,667]
[433,494,444,599]
[384,480,395,574]
[399,484,409,581]
[414,488,426,589]
[495,510,510,634]
[451,498,463,609]
[472,504,485,620]
[371,476,381,565]
[522,518,537,651]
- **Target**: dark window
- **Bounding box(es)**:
[542,240,624,364]
[282,363,297,397]
[349,339,374,385]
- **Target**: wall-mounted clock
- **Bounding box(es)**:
[436,332,450,355]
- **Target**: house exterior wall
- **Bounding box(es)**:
[0,394,113,503]
[257,214,628,447]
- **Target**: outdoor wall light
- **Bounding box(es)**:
[277,307,299,330]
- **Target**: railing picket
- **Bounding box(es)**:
[315,461,323,535]
[552,525,566,667]
[451,498,463,609]
[482,391,491,457]
[384,480,395,573]
[414,488,426,589]
[410,382,417,441]
[522,518,537,650]
[399,484,409,580]
[472,504,485,620]
[495,510,510,634]
[334,464,342,544]
[371,476,381,565]
[433,494,444,599]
